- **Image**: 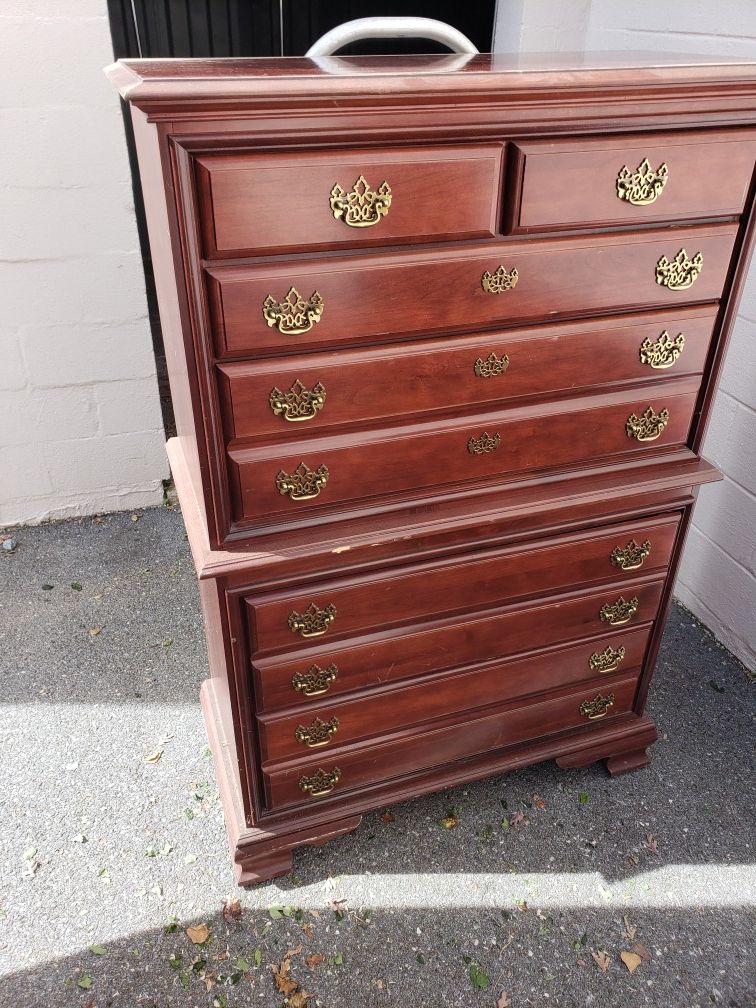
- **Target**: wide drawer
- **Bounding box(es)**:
[252,577,665,713]
[508,129,756,233]
[219,307,716,443]
[263,674,640,810]
[207,224,737,356]
[195,143,504,257]
[246,513,681,653]
[230,381,699,526]
[258,625,652,765]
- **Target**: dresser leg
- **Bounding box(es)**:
[555,716,657,775]
[605,748,651,777]
[236,847,293,886]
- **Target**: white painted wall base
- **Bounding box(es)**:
[0,0,167,526]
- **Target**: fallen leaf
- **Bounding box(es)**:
[288,990,312,1008]
[184,853,197,864]
[131,514,140,522]
[643,832,658,854]
[305,954,325,968]
[89,944,107,956]
[441,815,459,830]
[622,915,637,940]
[532,793,546,810]
[516,901,528,913]
[71,582,83,591]
[89,627,102,637]
[77,976,93,990]
[186,924,210,945]
[510,811,526,828]
[271,960,298,996]
[469,962,490,989]
[381,811,396,823]
[620,950,642,973]
[630,941,651,962]
[579,791,590,804]
[223,898,242,924]
[300,922,314,939]
[591,950,611,972]
[23,847,37,860]
[144,749,163,764]
[497,994,512,1008]
[235,955,250,972]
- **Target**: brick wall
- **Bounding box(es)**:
[0,0,167,525]
[494,0,756,669]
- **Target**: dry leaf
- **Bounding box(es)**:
[622,915,637,940]
[271,960,298,996]
[381,811,396,823]
[643,832,658,854]
[288,990,312,1008]
[497,993,512,1008]
[186,923,210,945]
[144,749,163,764]
[532,794,546,810]
[516,900,528,913]
[285,944,303,959]
[305,954,325,968]
[222,898,242,923]
[441,815,459,829]
[620,950,642,973]
[510,811,526,827]
[591,950,611,973]
[630,941,651,962]
[89,627,102,637]
[300,922,314,939]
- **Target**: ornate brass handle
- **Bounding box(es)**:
[468,432,501,455]
[580,693,615,721]
[639,331,685,370]
[292,663,338,696]
[588,646,626,674]
[656,249,703,291]
[599,596,639,627]
[276,462,329,500]
[626,406,670,442]
[481,266,518,293]
[288,603,337,638]
[299,767,341,797]
[474,352,509,378]
[295,716,339,749]
[616,158,668,205]
[610,539,651,572]
[329,175,392,228]
[263,286,324,335]
[269,379,326,422]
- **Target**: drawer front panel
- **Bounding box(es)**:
[207,225,737,356]
[263,675,639,810]
[220,307,716,442]
[259,626,652,764]
[253,578,665,713]
[196,144,504,257]
[230,383,699,524]
[246,514,680,653]
[510,130,756,232]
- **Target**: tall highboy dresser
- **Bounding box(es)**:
[108,53,756,883]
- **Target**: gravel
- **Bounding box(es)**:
[0,505,754,1008]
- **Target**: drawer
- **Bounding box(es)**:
[207,224,737,356]
[263,674,640,810]
[229,381,700,526]
[219,307,716,442]
[508,129,756,233]
[195,143,504,258]
[252,578,665,713]
[258,625,652,764]
[246,513,681,654]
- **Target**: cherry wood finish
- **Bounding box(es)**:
[207,225,736,357]
[108,55,756,884]
[196,143,505,257]
[507,129,756,233]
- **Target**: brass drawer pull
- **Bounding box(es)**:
[474,352,509,378]
[295,716,339,749]
[580,693,615,721]
[656,249,703,291]
[639,330,685,369]
[616,157,669,205]
[299,767,341,797]
[276,462,329,501]
[588,645,626,674]
[269,379,326,422]
[329,175,392,228]
[599,596,639,627]
[292,663,338,696]
[481,265,518,293]
[263,286,324,335]
[288,602,337,638]
[610,538,651,572]
[626,406,670,442]
[468,431,501,455]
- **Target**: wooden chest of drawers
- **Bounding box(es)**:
[108,52,756,884]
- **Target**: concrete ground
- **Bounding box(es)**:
[1,505,754,1008]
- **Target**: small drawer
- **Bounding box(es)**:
[263,674,640,810]
[229,380,699,527]
[195,144,504,258]
[252,578,665,713]
[207,224,737,357]
[507,129,756,233]
[219,307,716,443]
[258,625,652,765]
[246,513,680,654]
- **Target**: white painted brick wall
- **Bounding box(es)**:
[0,0,167,526]
[495,0,756,669]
